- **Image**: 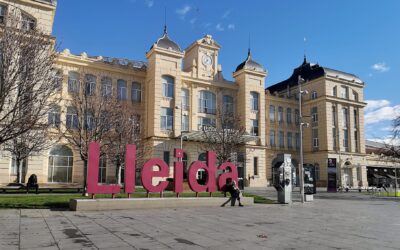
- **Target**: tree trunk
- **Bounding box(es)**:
[82,160,88,196]
[116,163,122,185]
[16,158,21,184]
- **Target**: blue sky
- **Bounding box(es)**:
[52,0,400,142]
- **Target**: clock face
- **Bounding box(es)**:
[202,55,213,66]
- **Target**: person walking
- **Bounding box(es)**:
[222,178,243,207]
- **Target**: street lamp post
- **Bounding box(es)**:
[298,75,308,203]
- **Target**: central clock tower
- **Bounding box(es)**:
[183,35,221,80]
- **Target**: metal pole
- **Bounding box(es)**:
[298,76,305,203]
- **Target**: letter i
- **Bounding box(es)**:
[174,148,184,193]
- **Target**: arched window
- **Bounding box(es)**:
[162,75,174,98]
[48,104,61,128]
[68,71,80,93]
[131,82,141,102]
[250,91,259,111]
[48,145,73,183]
[117,79,127,100]
[199,90,216,114]
[85,74,96,96]
[101,77,112,97]
[223,95,234,114]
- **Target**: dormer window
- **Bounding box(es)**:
[21,14,36,31]
[0,5,6,24]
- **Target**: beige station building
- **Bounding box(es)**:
[1,0,398,190]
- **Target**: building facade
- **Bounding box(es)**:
[0,0,374,189]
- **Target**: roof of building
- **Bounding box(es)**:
[150,26,181,53]
[235,49,266,73]
[60,49,147,71]
[266,56,363,93]
[366,140,386,149]
[32,0,57,6]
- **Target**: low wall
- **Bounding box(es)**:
[70,197,254,211]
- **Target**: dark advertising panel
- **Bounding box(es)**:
[327,158,337,192]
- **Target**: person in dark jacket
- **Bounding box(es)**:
[222,178,243,207]
[27,174,39,194]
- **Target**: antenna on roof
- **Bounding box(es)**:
[248,32,251,56]
[303,37,307,64]
[164,6,167,34]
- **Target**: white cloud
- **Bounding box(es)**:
[227,24,235,30]
[176,5,191,19]
[144,0,153,7]
[222,10,231,19]
[190,18,196,25]
[371,62,390,72]
[215,23,224,31]
[364,99,400,125]
[365,100,391,113]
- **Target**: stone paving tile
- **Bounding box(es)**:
[1,193,400,250]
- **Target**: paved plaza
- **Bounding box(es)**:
[0,191,399,250]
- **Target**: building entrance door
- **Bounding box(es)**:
[343,168,352,187]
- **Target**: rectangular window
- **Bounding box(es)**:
[341,86,349,99]
[48,106,61,128]
[279,131,284,148]
[182,115,189,132]
[84,111,93,130]
[199,91,216,114]
[182,89,190,111]
[253,157,258,176]
[131,82,142,102]
[312,128,319,149]
[198,117,216,130]
[332,106,336,126]
[295,109,300,125]
[0,5,6,24]
[251,119,259,136]
[287,132,292,149]
[332,128,337,150]
[66,107,78,129]
[101,77,112,97]
[85,75,96,96]
[353,109,358,128]
[354,130,359,153]
[117,80,127,100]
[162,76,174,98]
[332,86,337,97]
[287,108,292,124]
[278,107,284,123]
[68,72,80,93]
[342,108,348,128]
[295,133,300,149]
[269,105,275,122]
[343,129,349,151]
[311,107,318,126]
[269,130,276,147]
[160,107,173,130]
[250,92,259,112]
[98,156,107,183]
[163,151,170,166]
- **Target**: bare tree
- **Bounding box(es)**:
[0,7,59,145]
[61,72,121,193]
[105,103,142,184]
[2,125,54,183]
[200,109,248,164]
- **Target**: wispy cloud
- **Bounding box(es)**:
[222,10,231,19]
[371,62,390,72]
[190,18,197,25]
[364,99,400,125]
[227,24,235,30]
[144,0,153,7]
[176,5,191,19]
[215,23,224,31]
